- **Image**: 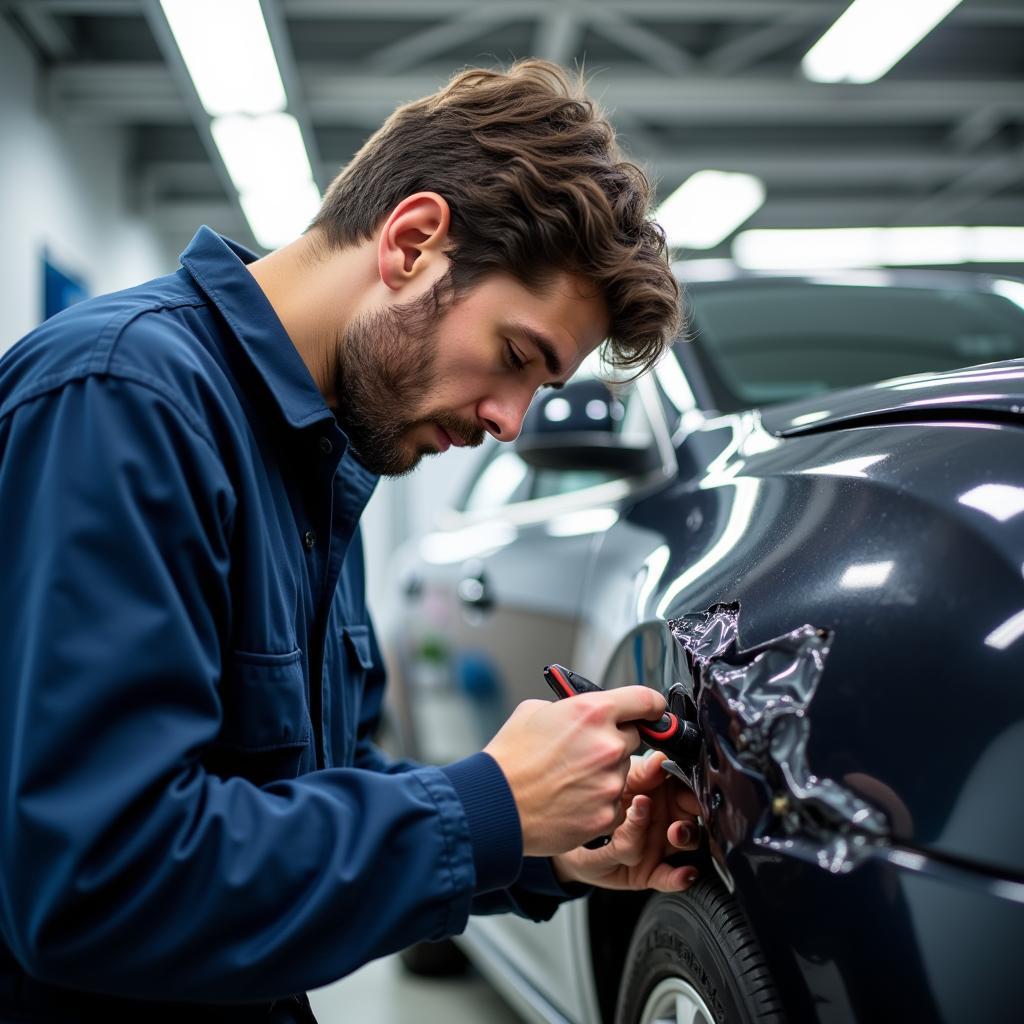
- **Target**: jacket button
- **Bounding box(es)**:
[303,529,317,550]
[319,436,333,455]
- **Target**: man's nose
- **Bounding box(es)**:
[478,390,534,442]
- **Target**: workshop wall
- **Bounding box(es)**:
[0,18,172,353]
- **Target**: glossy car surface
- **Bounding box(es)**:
[384,268,1024,1023]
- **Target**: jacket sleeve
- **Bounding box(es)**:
[350,591,589,922]
[0,373,523,1003]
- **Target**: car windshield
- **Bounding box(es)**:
[681,277,1024,412]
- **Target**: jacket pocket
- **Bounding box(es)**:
[206,648,311,784]
[341,625,374,677]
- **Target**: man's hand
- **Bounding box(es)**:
[551,752,703,891]
[484,687,666,856]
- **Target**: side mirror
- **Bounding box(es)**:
[513,380,660,475]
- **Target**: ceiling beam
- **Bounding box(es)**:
[533,8,579,66]
[0,0,138,12]
[272,1,1024,27]
[891,146,1024,224]
[7,0,1024,26]
[365,7,519,74]
[948,107,1004,152]
[50,65,1024,126]
[746,195,1024,228]
[261,0,323,190]
[147,194,1024,240]
[139,150,1018,201]
[14,3,74,60]
[636,151,1005,190]
[587,8,692,76]
[302,72,1024,125]
[703,16,808,75]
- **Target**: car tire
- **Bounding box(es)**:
[398,939,469,977]
[615,879,784,1024]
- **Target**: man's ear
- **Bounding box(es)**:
[377,192,451,291]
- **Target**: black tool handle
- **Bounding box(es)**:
[543,664,686,755]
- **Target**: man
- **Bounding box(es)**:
[0,60,697,1021]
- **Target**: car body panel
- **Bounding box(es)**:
[762,359,1024,436]
[590,408,1024,875]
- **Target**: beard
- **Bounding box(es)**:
[329,281,486,477]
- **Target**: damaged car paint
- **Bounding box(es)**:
[666,603,890,884]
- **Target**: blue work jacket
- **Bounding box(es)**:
[0,227,578,1022]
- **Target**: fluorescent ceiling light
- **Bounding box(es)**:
[211,114,314,194]
[239,178,321,250]
[802,0,963,84]
[657,171,766,250]
[160,0,286,115]
[733,227,1024,270]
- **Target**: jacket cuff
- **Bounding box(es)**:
[440,751,522,894]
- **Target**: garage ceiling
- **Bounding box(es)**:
[5,0,1024,260]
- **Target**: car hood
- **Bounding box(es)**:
[762,359,1024,437]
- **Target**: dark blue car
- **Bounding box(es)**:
[385,267,1024,1024]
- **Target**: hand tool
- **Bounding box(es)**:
[542,663,702,848]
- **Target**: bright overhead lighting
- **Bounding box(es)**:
[802,0,964,84]
[160,0,286,116]
[657,171,766,250]
[239,179,321,250]
[211,114,315,194]
[733,227,1024,270]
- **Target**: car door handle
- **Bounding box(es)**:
[457,571,493,610]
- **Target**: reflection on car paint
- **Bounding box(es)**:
[667,602,891,880]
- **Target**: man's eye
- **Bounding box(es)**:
[505,341,526,371]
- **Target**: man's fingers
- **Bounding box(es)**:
[646,863,700,893]
[606,795,651,867]
[667,817,701,850]
[625,751,668,795]
[605,685,667,725]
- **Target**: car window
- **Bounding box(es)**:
[458,380,659,510]
[531,467,618,500]
[460,448,532,513]
[683,280,1024,411]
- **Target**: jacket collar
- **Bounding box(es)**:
[180,225,335,433]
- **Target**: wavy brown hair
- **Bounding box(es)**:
[309,59,681,375]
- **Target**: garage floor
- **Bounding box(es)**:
[309,953,523,1023]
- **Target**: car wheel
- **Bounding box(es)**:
[398,939,468,977]
[615,880,783,1024]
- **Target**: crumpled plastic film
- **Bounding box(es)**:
[668,603,890,874]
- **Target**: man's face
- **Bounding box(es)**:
[330,270,609,477]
